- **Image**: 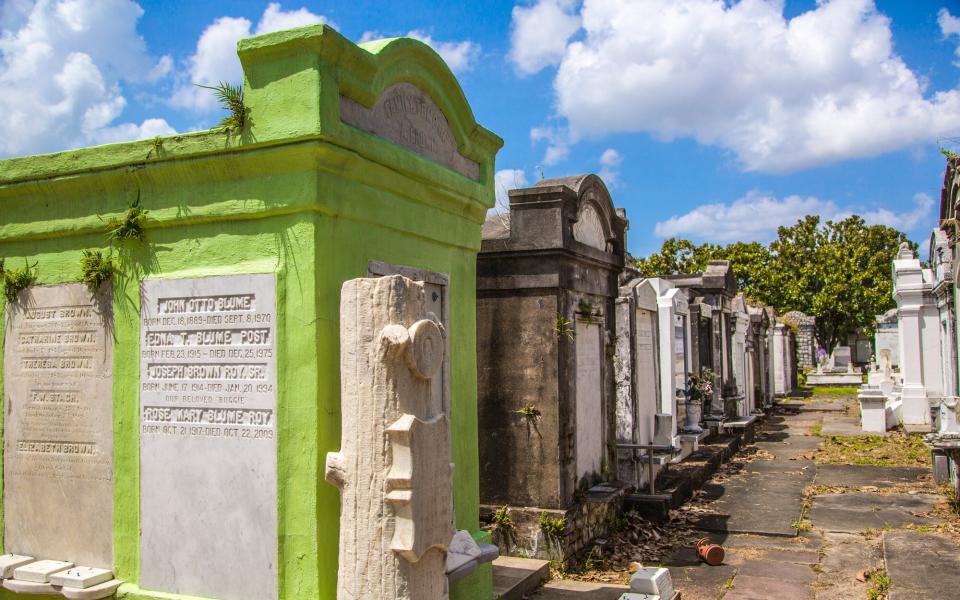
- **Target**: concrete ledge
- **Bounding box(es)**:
[807,373,863,386]
[625,425,758,523]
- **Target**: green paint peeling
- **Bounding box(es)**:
[0,24,501,600]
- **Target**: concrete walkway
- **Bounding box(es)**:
[531,397,959,599]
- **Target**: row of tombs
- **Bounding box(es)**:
[0,25,803,600]
[856,156,960,503]
[476,177,802,562]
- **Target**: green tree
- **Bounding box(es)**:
[635,215,913,351]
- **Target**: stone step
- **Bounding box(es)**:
[492,556,550,600]
[528,579,629,599]
[625,430,750,522]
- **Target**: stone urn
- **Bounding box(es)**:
[683,399,704,433]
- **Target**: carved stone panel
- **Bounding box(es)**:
[139,274,277,600]
[3,283,113,569]
[326,275,454,600]
[573,204,607,251]
[340,83,480,180]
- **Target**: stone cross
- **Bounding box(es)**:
[326,275,454,599]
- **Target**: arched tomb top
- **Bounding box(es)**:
[536,174,625,255]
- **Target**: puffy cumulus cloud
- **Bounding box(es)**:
[406,30,480,73]
[598,147,622,185]
[509,0,581,75]
[512,0,960,172]
[0,0,175,158]
[493,168,530,212]
[653,190,933,243]
[171,3,329,112]
[861,192,934,231]
[940,8,960,65]
[255,3,326,34]
[359,30,480,73]
[530,125,570,165]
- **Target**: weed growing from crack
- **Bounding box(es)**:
[80,250,115,292]
[2,259,37,303]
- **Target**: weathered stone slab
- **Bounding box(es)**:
[884,530,960,600]
[815,465,929,488]
[14,559,72,582]
[340,83,480,180]
[139,274,277,600]
[808,493,939,533]
[3,283,113,568]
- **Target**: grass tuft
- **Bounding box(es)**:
[106,194,148,243]
[195,81,245,132]
[812,431,928,467]
[2,260,37,303]
[80,250,115,292]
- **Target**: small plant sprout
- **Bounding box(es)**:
[80,250,116,292]
[147,135,164,158]
[555,314,575,340]
[107,193,148,243]
[538,512,567,538]
[196,81,245,132]
[490,506,514,531]
[515,405,541,420]
[3,260,38,303]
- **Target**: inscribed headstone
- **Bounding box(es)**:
[3,283,113,568]
[139,274,277,600]
[831,346,852,368]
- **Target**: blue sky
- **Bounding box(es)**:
[2,1,960,258]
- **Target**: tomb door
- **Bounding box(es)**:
[634,308,658,445]
[674,315,689,425]
[698,316,712,373]
[575,318,604,482]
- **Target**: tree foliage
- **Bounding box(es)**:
[634,215,914,351]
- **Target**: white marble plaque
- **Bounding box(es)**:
[139,274,277,600]
[3,283,113,569]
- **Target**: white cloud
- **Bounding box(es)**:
[861,192,933,230]
[0,0,176,158]
[493,168,529,213]
[509,0,581,75]
[654,190,933,243]
[255,3,326,35]
[406,30,480,73]
[359,30,480,73]
[512,0,960,172]
[940,8,960,36]
[940,8,960,65]
[171,3,328,112]
[530,125,570,165]
[598,147,622,185]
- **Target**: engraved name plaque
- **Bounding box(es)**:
[3,283,113,569]
[139,274,277,600]
[340,82,481,180]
